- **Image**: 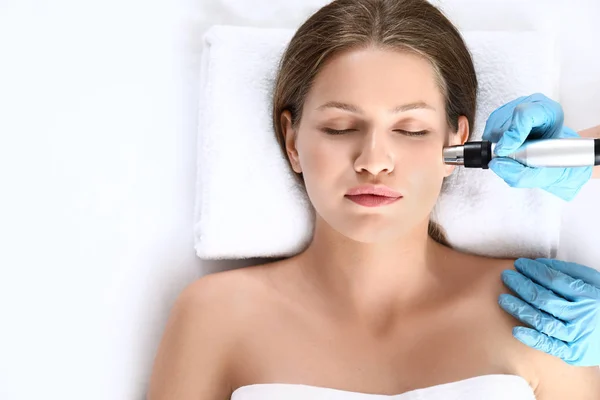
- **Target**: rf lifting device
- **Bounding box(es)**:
[443,138,600,168]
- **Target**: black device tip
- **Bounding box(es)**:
[464,140,492,169]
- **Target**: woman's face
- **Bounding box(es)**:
[281,47,469,243]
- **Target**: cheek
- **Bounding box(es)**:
[298,137,341,176]
[296,139,344,203]
[404,142,445,190]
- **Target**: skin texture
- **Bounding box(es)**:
[278,47,469,317]
[146,48,600,400]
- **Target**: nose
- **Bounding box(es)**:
[353,129,395,176]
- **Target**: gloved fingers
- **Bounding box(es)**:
[482,111,509,143]
[489,155,591,201]
[534,258,600,290]
[481,125,504,143]
[482,95,529,142]
[560,126,582,139]
[515,258,600,301]
[494,101,561,156]
[488,158,545,188]
[512,326,573,363]
[502,270,570,319]
[545,165,593,188]
[539,169,593,202]
[499,293,574,342]
[523,92,563,116]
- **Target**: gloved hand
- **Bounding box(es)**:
[482,93,593,201]
[499,258,600,366]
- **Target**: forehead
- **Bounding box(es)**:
[305,47,444,111]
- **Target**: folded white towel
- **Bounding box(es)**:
[194,25,564,260]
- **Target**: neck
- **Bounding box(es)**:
[296,214,449,325]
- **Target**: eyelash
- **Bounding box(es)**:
[322,128,429,136]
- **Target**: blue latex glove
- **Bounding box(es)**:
[482,93,593,201]
[499,258,600,366]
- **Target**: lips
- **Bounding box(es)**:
[345,184,402,198]
[344,184,403,207]
[345,194,402,207]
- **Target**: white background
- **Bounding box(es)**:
[0,0,598,399]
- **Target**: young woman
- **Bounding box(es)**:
[147,0,600,398]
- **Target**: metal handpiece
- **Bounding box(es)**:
[443,138,600,168]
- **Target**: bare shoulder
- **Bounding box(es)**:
[146,262,276,400]
[528,344,600,399]
[454,253,522,332]
[457,252,600,399]
[184,262,273,314]
[446,250,517,299]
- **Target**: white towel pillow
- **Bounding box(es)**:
[194,25,563,260]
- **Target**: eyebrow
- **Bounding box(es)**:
[316,101,436,114]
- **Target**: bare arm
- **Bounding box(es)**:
[532,349,600,399]
[578,125,600,179]
[146,276,234,400]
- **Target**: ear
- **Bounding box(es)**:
[443,115,469,177]
[281,110,302,173]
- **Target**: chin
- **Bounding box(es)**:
[332,218,412,244]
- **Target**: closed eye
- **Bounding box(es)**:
[322,128,356,135]
[322,128,429,136]
[394,129,429,136]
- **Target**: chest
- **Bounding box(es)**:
[230,296,525,395]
